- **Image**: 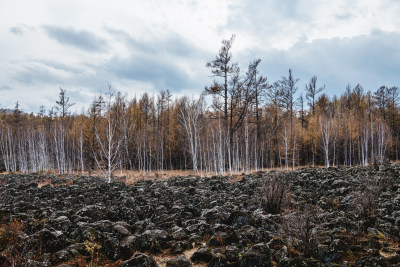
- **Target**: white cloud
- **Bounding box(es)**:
[227,0,400,50]
[0,0,399,112]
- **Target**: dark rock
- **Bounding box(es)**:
[317,244,338,264]
[330,238,347,252]
[235,225,262,243]
[225,245,239,262]
[274,246,289,267]
[1,167,400,265]
[239,247,271,267]
[66,243,87,256]
[114,224,130,236]
[138,229,170,253]
[76,204,107,221]
[170,241,192,254]
[120,235,138,260]
[207,231,231,246]
[25,260,42,267]
[251,243,270,255]
[35,228,67,253]
[54,250,70,262]
[355,255,386,266]
[201,206,231,224]
[171,226,187,241]
[121,252,158,267]
[188,233,203,245]
[166,255,192,267]
[207,253,226,267]
[100,234,120,260]
[191,246,213,263]
[50,216,71,233]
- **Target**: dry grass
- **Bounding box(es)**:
[117,170,203,185]
[0,163,372,187]
[116,165,314,185]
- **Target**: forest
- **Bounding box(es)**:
[0,35,398,180]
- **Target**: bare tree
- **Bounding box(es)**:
[179,96,205,174]
[94,84,123,183]
[249,58,269,137]
[280,69,299,131]
[79,128,84,175]
[280,69,299,169]
[305,76,325,115]
[297,93,305,128]
[376,121,389,164]
[319,115,332,168]
[374,86,388,121]
[55,87,75,119]
[205,34,240,121]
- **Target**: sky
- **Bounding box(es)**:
[1,0,400,113]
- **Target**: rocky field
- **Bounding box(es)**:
[0,165,399,266]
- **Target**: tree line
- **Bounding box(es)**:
[0,35,398,179]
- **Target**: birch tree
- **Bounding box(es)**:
[94,84,123,183]
[319,115,332,168]
[179,96,205,174]
[280,69,299,169]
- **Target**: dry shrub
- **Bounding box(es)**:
[353,174,381,231]
[281,206,319,258]
[259,172,291,214]
[64,255,87,267]
[0,219,30,266]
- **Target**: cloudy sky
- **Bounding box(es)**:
[1,0,400,113]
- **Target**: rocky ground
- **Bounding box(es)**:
[0,165,399,266]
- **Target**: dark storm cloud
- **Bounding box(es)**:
[238,30,400,96]
[42,25,108,52]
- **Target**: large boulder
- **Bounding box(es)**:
[191,246,213,263]
[137,229,170,253]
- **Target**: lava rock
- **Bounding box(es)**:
[166,255,192,267]
[121,253,158,267]
[191,246,213,263]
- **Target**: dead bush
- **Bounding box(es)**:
[353,175,381,231]
[259,172,291,214]
[281,206,319,258]
[0,219,31,266]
